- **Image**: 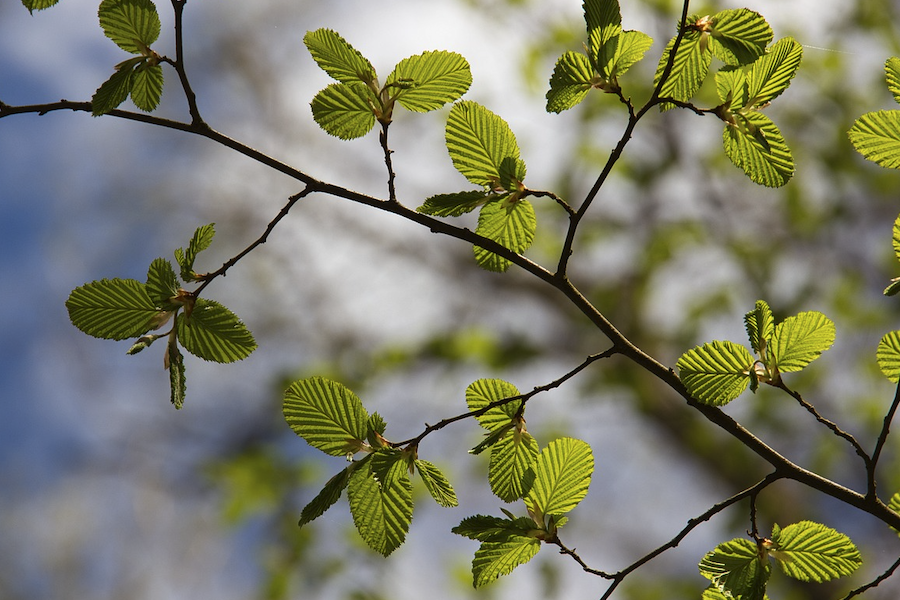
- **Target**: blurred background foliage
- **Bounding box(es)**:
[3,0,900,599]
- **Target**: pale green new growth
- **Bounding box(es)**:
[310,82,377,140]
[473,199,536,273]
[348,452,413,557]
[145,257,178,308]
[770,521,862,582]
[446,101,525,189]
[876,330,900,382]
[415,459,458,508]
[175,223,216,282]
[283,377,369,456]
[849,110,900,169]
[98,0,160,55]
[386,51,472,113]
[176,298,256,363]
[525,438,593,521]
[298,467,352,527]
[66,278,160,341]
[707,9,772,66]
[677,340,755,406]
[699,538,770,600]
[744,299,774,356]
[769,310,835,373]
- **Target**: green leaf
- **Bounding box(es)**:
[611,30,653,78]
[98,0,161,54]
[708,9,772,66]
[769,311,835,373]
[415,459,458,508]
[699,538,770,600]
[165,335,186,409]
[310,82,377,140]
[348,452,413,556]
[466,378,521,430]
[654,30,709,109]
[130,60,163,112]
[22,0,61,14]
[892,213,900,262]
[525,438,593,520]
[175,223,216,282]
[145,257,179,307]
[66,278,160,340]
[445,101,525,189]
[417,190,488,217]
[471,536,541,588]
[176,298,256,363]
[452,514,532,541]
[770,521,862,582]
[722,111,794,187]
[387,51,472,113]
[745,37,802,108]
[546,51,594,113]
[889,492,900,537]
[584,0,622,77]
[474,199,536,273]
[489,427,539,502]
[877,331,900,382]
[303,28,376,85]
[848,110,900,169]
[298,466,353,527]
[744,299,774,356]
[677,340,755,406]
[886,57,900,105]
[283,376,369,457]
[92,63,136,116]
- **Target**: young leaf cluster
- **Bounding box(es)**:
[304,29,472,139]
[699,521,861,599]
[93,0,165,115]
[65,224,256,408]
[282,377,457,557]
[453,436,593,588]
[677,299,834,405]
[653,9,800,186]
[545,0,652,112]
[417,102,537,272]
[849,57,900,169]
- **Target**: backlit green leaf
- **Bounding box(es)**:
[98,0,160,54]
[585,0,621,78]
[886,57,900,105]
[417,190,488,217]
[145,257,178,307]
[699,538,770,600]
[387,50,472,113]
[175,223,215,282]
[893,213,900,261]
[415,459,458,508]
[612,30,653,78]
[677,340,755,406]
[310,82,377,140]
[474,199,536,273]
[166,336,186,409]
[889,492,900,537]
[22,0,61,14]
[489,427,539,502]
[466,378,521,430]
[722,111,794,187]
[92,63,136,116]
[176,298,256,363]
[849,110,900,169]
[66,278,159,340]
[470,533,540,588]
[546,51,594,113]
[348,452,413,556]
[446,101,524,188]
[746,37,802,108]
[771,521,861,582]
[303,28,376,85]
[283,376,369,457]
[769,311,835,373]
[525,438,593,520]
[876,331,900,382]
[298,466,353,527]
[130,60,163,112]
[744,299,774,356]
[654,30,709,109]
[453,514,532,542]
[708,9,772,66]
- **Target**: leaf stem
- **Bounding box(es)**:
[379,121,398,203]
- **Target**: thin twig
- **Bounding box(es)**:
[869,379,900,498]
[391,347,619,449]
[527,189,575,217]
[774,380,871,467]
[168,0,204,127]
[379,121,398,203]
[193,188,312,296]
